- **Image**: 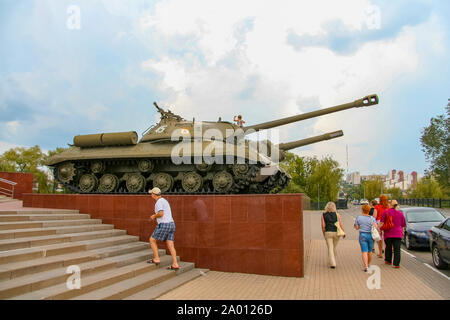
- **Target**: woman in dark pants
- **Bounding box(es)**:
[380,200,406,268]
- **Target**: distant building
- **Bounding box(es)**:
[361,174,386,182]
[384,169,420,194]
[346,172,361,185]
[347,169,420,193]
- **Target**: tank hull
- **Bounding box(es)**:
[48,140,290,195]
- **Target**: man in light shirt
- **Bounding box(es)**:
[148,187,179,270]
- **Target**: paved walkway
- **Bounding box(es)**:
[158,209,448,300]
[3,201,448,299]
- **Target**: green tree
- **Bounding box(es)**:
[407,176,444,199]
[0,146,66,193]
[385,187,403,200]
[362,178,385,201]
[279,152,307,194]
[281,152,344,202]
[0,145,46,172]
[420,100,449,195]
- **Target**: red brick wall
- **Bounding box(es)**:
[22,193,304,277]
[0,172,34,200]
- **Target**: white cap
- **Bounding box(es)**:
[149,187,161,195]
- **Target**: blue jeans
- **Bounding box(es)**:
[359,232,374,253]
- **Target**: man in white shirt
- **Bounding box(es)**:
[148,187,179,270]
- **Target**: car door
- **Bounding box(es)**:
[441,219,450,262]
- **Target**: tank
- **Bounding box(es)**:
[47,94,379,194]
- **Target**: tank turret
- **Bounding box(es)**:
[47,94,379,194]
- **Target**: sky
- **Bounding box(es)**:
[0,0,449,176]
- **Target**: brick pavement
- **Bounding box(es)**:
[158,210,447,300]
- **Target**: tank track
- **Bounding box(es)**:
[53,158,288,195]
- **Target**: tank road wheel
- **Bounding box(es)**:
[138,159,154,173]
[78,174,98,193]
[232,163,249,178]
[125,173,146,193]
[98,174,119,193]
[182,172,203,193]
[195,163,212,172]
[212,171,234,193]
[153,173,174,193]
[90,161,105,174]
[57,162,76,184]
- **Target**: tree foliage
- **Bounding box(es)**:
[420,100,449,195]
[407,176,444,199]
[361,178,385,201]
[281,152,344,202]
[385,187,403,200]
[0,146,66,193]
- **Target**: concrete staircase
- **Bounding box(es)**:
[0,208,207,300]
[0,195,18,204]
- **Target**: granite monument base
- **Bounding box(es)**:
[23,193,305,277]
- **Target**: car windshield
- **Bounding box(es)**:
[406,210,445,223]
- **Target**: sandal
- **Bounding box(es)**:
[167,265,180,270]
[147,259,160,265]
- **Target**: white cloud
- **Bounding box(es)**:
[6,121,20,135]
[0,141,24,154]
[138,0,443,174]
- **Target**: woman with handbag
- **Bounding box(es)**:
[380,200,406,268]
[321,202,346,269]
[354,204,378,272]
[374,195,389,258]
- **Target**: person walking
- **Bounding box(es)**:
[369,200,378,253]
[148,187,179,270]
[380,199,406,268]
[369,200,378,217]
[354,204,378,272]
[374,195,389,258]
[321,202,345,269]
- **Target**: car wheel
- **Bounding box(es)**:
[404,233,412,250]
[432,244,449,270]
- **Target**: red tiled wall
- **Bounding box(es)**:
[0,172,34,200]
[22,193,305,277]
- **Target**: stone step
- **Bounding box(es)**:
[0,219,102,231]
[72,261,193,300]
[0,246,163,299]
[0,228,126,251]
[0,210,80,215]
[0,250,101,281]
[90,241,150,259]
[0,214,90,222]
[103,248,156,268]
[0,235,139,265]
[125,268,209,300]
[0,223,114,241]
[0,198,18,203]
[10,256,174,300]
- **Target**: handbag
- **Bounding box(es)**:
[380,211,394,231]
[371,222,381,241]
[335,215,345,237]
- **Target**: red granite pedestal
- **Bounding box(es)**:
[0,172,34,200]
[22,193,305,277]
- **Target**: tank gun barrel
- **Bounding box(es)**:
[244,94,378,134]
[278,130,344,151]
